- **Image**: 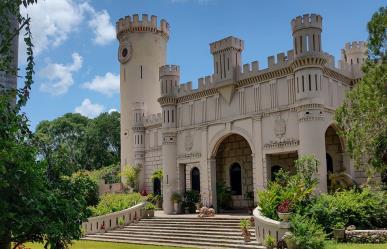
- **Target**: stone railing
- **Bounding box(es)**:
[82,202,146,235]
[253,207,291,243]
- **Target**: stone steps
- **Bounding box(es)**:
[83,216,263,249]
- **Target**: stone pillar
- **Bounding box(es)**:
[298,104,327,192]
[162,131,178,214]
[200,127,210,207]
[252,117,264,203]
[208,157,217,210]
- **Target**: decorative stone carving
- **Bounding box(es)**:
[118,41,132,64]
[184,132,193,151]
[274,116,286,139]
[264,138,299,150]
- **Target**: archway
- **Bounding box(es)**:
[215,134,253,210]
[191,167,200,192]
[325,125,345,189]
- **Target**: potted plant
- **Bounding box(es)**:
[283,232,297,249]
[263,234,276,249]
[277,199,292,221]
[239,218,251,242]
[118,217,125,228]
[332,221,346,240]
[145,203,155,218]
[171,192,182,214]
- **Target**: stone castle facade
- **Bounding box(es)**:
[116,13,367,214]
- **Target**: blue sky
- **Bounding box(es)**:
[20,0,383,130]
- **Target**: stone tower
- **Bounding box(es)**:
[291,14,327,192]
[158,65,179,214]
[340,41,367,79]
[116,14,169,187]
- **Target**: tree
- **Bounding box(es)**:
[335,7,387,176]
[0,1,91,248]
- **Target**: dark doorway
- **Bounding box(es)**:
[153,178,161,195]
[326,153,333,174]
[271,165,282,181]
[191,167,200,192]
[229,163,242,195]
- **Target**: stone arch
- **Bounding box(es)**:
[209,128,254,158]
[214,133,253,210]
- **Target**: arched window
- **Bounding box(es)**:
[153,178,161,195]
[271,165,282,181]
[229,163,242,195]
[191,167,200,192]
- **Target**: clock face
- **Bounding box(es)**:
[118,42,132,64]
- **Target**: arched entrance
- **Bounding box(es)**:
[215,134,253,210]
[191,167,200,192]
[325,125,345,188]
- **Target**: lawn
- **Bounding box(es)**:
[21,240,387,249]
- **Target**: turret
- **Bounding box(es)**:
[340,41,367,79]
[117,14,169,189]
[160,65,180,97]
[210,36,244,83]
[291,14,322,58]
[158,65,180,214]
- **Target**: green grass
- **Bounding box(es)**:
[22,241,192,249]
[21,240,387,249]
[326,241,387,249]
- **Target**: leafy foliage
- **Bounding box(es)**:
[35,111,121,175]
[68,172,99,207]
[85,164,120,184]
[216,182,232,210]
[335,7,387,174]
[151,169,163,180]
[290,214,326,249]
[121,165,141,191]
[257,155,318,220]
[304,187,387,232]
[89,193,142,217]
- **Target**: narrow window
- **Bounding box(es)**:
[302,75,305,92]
[167,110,170,123]
[227,58,230,71]
[170,80,172,93]
[223,53,226,78]
[308,74,312,91]
[318,35,321,51]
[294,37,297,55]
[315,74,318,91]
[140,65,143,79]
[219,54,223,79]
[306,35,310,52]
[351,59,353,64]
[216,62,218,74]
[312,34,315,51]
[297,77,299,93]
[141,135,143,144]
[171,109,174,123]
[163,110,165,123]
[191,167,200,192]
[299,36,303,53]
[357,58,359,64]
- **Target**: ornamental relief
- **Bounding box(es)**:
[184,132,194,152]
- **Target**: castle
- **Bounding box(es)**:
[116,13,367,214]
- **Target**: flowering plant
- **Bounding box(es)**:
[277,199,292,213]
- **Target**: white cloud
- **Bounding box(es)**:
[82,72,119,96]
[108,108,119,113]
[40,53,83,95]
[74,98,105,118]
[88,9,116,45]
[19,0,84,59]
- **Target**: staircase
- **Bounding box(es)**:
[83,216,264,248]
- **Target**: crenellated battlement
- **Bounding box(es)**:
[116,14,169,40]
[210,36,244,54]
[144,113,162,127]
[159,65,180,78]
[344,41,367,51]
[291,14,322,33]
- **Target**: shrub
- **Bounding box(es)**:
[304,187,387,232]
[216,183,232,210]
[145,203,155,210]
[151,169,163,180]
[69,171,99,207]
[257,155,318,220]
[263,234,276,248]
[291,214,326,249]
[85,164,120,184]
[89,193,142,216]
[121,165,140,191]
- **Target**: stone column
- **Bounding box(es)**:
[207,157,217,210]
[162,131,178,214]
[298,104,327,192]
[200,127,210,206]
[252,116,264,203]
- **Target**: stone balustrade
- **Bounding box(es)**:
[253,207,291,243]
[82,202,146,235]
